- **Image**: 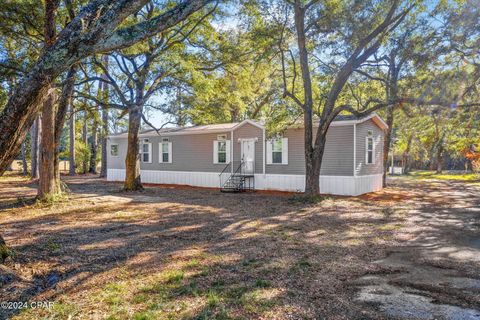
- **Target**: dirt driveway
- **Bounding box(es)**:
[0,174,479,319]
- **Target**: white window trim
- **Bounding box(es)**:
[141,142,152,163]
[266,138,288,165]
[213,140,231,164]
[110,144,119,157]
[159,141,172,164]
[365,136,375,165]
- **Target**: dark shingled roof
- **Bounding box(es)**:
[332,114,361,121]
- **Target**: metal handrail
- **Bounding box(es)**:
[219,161,245,189]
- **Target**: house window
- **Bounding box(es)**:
[218,141,227,163]
[366,135,374,164]
[110,144,118,157]
[272,139,283,164]
[159,141,172,163]
[267,138,288,165]
[141,142,151,163]
[213,139,230,164]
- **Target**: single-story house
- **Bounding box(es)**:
[107,113,387,196]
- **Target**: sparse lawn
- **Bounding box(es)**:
[0,173,479,319]
[406,170,480,182]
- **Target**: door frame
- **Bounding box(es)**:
[239,138,257,174]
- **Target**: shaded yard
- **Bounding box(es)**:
[0,173,479,319]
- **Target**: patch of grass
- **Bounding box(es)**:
[408,171,479,181]
[164,270,184,284]
[185,258,201,269]
[255,279,271,288]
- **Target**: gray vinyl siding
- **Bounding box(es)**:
[355,119,384,175]
[265,125,355,176]
[232,123,263,174]
[108,132,232,172]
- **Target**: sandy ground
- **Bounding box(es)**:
[0,174,479,319]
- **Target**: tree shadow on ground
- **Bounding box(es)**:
[0,175,479,319]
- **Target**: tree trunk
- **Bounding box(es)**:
[100,107,109,177]
[30,116,41,179]
[69,104,76,175]
[38,93,58,198]
[21,142,28,175]
[54,66,77,184]
[124,106,143,191]
[38,0,59,199]
[89,118,98,173]
[82,115,88,174]
[304,149,322,196]
[436,147,443,174]
[100,56,110,178]
[382,106,394,187]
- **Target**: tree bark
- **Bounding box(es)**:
[30,116,41,179]
[0,0,213,175]
[89,117,98,173]
[100,56,110,178]
[38,0,59,199]
[69,104,76,175]
[21,142,28,175]
[124,106,143,191]
[436,146,443,173]
[54,66,77,183]
[82,115,88,174]
[383,106,394,186]
[38,93,58,198]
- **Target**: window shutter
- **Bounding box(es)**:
[282,138,288,164]
[158,143,162,163]
[372,137,376,164]
[365,137,369,163]
[148,143,152,163]
[266,140,273,164]
[168,142,172,163]
[213,140,218,164]
[225,140,231,164]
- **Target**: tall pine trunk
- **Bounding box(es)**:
[54,66,77,184]
[38,93,58,198]
[100,56,110,178]
[30,116,41,179]
[21,142,28,175]
[89,119,98,173]
[124,106,143,191]
[38,0,59,199]
[69,104,76,175]
[382,107,394,186]
[100,108,109,177]
[436,146,443,174]
[82,115,88,174]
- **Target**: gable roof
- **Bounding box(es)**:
[108,114,387,138]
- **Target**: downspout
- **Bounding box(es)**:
[231,129,234,174]
[262,127,266,175]
[353,123,357,177]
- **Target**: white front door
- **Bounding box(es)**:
[241,139,255,174]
